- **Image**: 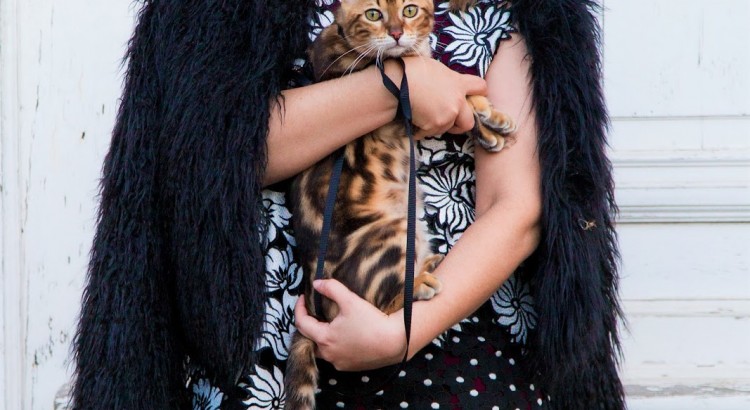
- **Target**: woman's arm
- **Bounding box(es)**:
[294,34,542,370]
[403,33,542,357]
[263,59,488,186]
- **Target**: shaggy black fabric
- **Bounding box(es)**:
[511,1,625,408]
[72,0,623,408]
[71,0,314,408]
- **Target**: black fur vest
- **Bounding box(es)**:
[72,0,624,408]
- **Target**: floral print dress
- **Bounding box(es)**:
[189,1,548,409]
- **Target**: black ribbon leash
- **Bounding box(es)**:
[312,57,417,395]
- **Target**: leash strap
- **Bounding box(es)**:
[376,58,416,358]
[312,57,417,393]
[313,147,345,317]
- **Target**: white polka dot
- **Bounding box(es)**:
[509,358,516,365]
[489,372,497,380]
[472,316,479,323]
[470,358,478,366]
[400,401,409,408]
[329,379,337,386]
[538,398,543,406]
[492,407,500,410]
[424,378,433,386]
[399,370,406,377]
[470,389,479,397]
[495,350,502,357]
[456,376,465,383]
[530,383,535,391]
[361,376,370,383]
[509,384,516,391]
[477,336,486,342]
[376,390,384,396]
[452,336,460,343]
[431,404,440,409]
[336,402,345,408]
[425,353,434,360]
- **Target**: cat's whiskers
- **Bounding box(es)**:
[320,43,374,79]
[344,44,378,76]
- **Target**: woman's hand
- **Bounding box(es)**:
[294,279,407,371]
[383,57,487,139]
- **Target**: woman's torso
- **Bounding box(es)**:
[189,1,548,409]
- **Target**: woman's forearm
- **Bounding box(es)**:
[264,64,403,186]
[403,203,541,358]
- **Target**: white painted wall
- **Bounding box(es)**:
[1,0,748,409]
[603,0,750,406]
[1,1,136,409]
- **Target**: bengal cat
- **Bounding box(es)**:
[286,0,515,407]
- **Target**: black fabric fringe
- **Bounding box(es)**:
[72,0,624,408]
[510,0,626,408]
[71,0,314,408]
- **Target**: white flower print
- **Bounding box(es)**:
[417,137,450,165]
[443,6,513,76]
[419,159,476,237]
[192,378,224,410]
[309,9,335,42]
[258,291,298,360]
[491,275,537,344]
[261,190,294,246]
[265,245,303,294]
[242,365,286,409]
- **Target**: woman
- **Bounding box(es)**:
[72,0,624,409]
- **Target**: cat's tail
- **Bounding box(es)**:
[284,331,319,410]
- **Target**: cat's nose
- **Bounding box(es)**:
[389,29,403,41]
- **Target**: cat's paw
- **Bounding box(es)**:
[413,272,443,301]
[467,95,516,152]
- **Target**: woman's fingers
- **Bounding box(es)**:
[461,73,488,96]
[401,57,486,139]
[446,101,476,135]
[294,279,356,343]
[312,279,355,312]
[294,296,328,343]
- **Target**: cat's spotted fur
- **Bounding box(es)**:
[286,0,515,407]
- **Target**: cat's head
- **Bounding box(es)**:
[337,0,435,60]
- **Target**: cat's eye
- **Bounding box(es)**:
[364,9,383,21]
[403,5,418,18]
